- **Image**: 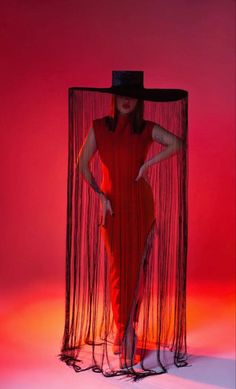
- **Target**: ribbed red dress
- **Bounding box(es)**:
[93,114,156,338]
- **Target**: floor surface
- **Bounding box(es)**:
[0,280,235,389]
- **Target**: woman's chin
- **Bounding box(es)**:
[119,109,133,115]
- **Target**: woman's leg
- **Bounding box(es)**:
[101,210,155,351]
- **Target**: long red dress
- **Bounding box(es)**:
[93,114,156,339]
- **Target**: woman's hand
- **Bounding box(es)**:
[99,193,114,227]
[135,162,149,182]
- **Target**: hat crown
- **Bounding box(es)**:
[112,71,144,88]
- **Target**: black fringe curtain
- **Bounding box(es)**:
[58,89,189,381]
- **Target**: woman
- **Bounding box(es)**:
[77,93,183,369]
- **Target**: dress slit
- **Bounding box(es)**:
[123,218,157,335]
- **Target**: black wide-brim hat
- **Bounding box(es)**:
[70,70,188,102]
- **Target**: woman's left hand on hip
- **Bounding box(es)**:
[135,163,148,181]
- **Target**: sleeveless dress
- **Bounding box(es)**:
[93,114,156,339]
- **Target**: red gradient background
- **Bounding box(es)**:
[0,1,235,388]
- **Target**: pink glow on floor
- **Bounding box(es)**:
[0,281,234,389]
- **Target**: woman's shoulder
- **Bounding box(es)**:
[92,116,111,146]
[144,119,156,128]
[143,119,156,141]
[93,115,110,128]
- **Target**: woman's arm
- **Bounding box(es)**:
[77,127,103,195]
[135,124,184,181]
[145,123,184,167]
[77,126,113,224]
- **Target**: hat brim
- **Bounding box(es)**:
[69,86,188,102]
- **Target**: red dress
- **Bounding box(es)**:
[93,114,156,338]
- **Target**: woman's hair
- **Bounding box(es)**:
[105,95,145,134]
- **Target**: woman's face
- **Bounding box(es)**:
[116,95,138,115]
